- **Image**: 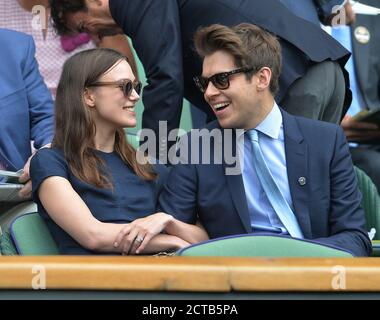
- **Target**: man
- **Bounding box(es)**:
[190,0,353,129]
[49,0,352,160]
[0,28,54,232]
[331,0,380,192]
[158,24,371,256]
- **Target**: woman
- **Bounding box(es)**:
[0,0,138,98]
[30,48,208,255]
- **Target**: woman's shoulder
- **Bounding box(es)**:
[30,147,70,196]
[33,147,64,160]
[31,147,67,170]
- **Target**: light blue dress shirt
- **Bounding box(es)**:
[330,26,368,148]
[330,26,366,116]
[241,103,302,237]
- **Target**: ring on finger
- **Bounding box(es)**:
[135,236,144,243]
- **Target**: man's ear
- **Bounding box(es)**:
[83,88,96,108]
[256,67,272,92]
[86,0,103,10]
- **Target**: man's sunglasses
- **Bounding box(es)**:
[193,67,254,93]
[89,79,142,98]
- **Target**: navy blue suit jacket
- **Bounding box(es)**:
[279,0,344,25]
[159,110,371,256]
[109,0,352,151]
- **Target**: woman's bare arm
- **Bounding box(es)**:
[38,176,128,252]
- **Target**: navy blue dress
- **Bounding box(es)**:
[30,148,168,255]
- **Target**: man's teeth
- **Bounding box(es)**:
[214,102,230,110]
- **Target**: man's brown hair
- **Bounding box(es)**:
[194,23,282,95]
[49,0,87,35]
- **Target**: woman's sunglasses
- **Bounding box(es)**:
[89,79,142,98]
[193,66,254,93]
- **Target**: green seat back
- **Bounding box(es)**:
[10,212,59,255]
[177,235,353,257]
[0,230,18,255]
[354,166,380,256]
[354,166,380,240]
[126,38,192,138]
[126,132,140,149]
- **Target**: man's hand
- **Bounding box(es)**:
[327,1,356,26]
[18,154,33,199]
[18,143,51,199]
[344,1,356,25]
[114,212,174,255]
[341,115,380,142]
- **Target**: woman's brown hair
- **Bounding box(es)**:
[53,48,156,188]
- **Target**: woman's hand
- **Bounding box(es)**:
[114,212,174,255]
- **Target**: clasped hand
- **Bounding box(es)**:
[113,212,174,255]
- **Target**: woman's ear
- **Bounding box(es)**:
[83,88,96,108]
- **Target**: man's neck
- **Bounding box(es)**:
[247,96,275,130]
[97,0,112,20]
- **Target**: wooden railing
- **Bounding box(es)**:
[0,256,379,292]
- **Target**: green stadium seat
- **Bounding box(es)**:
[126,132,140,149]
[354,166,380,239]
[126,38,193,137]
[9,212,59,255]
[354,166,380,256]
[177,234,353,257]
[0,230,18,255]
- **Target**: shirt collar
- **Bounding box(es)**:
[254,102,282,139]
[234,102,282,140]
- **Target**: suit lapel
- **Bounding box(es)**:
[282,111,312,238]
[220,127,252,233]
[219,112,314,237]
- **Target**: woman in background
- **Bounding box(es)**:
[0,0,138,98]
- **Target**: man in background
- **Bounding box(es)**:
[0,28,54,233]
[330,0,380,191]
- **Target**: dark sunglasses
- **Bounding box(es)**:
[89,79,142,98]
[193,67,254,93]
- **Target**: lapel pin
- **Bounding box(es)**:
[298,177,306,186]
[354,26,370,44]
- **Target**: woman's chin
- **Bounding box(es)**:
[123,119,137,128]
